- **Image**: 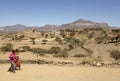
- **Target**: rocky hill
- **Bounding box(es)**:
[61,19,109,29]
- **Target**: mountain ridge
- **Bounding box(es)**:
[0,19,116,31]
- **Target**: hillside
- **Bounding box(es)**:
[0,27,120,66]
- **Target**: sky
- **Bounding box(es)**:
[0,0,120,27]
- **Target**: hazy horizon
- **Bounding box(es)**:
[0,19,116,28]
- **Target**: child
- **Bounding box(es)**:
[15,49,21,70]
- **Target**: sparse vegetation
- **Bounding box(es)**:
[48,46,61,54]
[42,39,48,42]
[41,39,48,44]
[1,27,120,66]
[48,47,68,57]
[74,54,87,57]
[55,37,63,44]
[64,37,83,49]
[68,44,74,50]
[0,43,13,53]
[54,50,68,57]
[30,48,48,57]
[30,37,36,44]
[19,46,30,52]
[108,50,120,60]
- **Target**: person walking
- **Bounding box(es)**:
[8,50,17,73]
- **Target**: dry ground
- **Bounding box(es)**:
[0,64,120,81]
[1,41,120,81]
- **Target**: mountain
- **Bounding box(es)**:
[0,24,28,31]
[0,19,112,32]
[61,19,109,29]
[36,24,60,31]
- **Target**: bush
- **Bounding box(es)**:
[48,47,68,57]
[108,50,120,60]
[30,48,47,54]
[33,41,35,45]
[30,37,36,45]
[42,39,48,42]
[19,46,30,52]
[30,47,48,57]
[41,42,46,44]
[74,54,87,58]
[55,37,62,44]
[49,47,61,54]
[41,39,48,44]
[0,43,13,53]
[81,58,92,65]
[64,37,83,48]
[54,50,68,57]
[68,44,74,50]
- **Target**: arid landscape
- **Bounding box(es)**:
[0,19,120,81]
[1,0,120,80]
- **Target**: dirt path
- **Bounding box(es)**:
[0,64,120,81]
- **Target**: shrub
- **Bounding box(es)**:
[30,47,48,57]
[32,41,35,44]
[49,47,61,54]
[42,39,48,42]
[48,47,68,57]
[54,50,68,57]
[41,42,46,44]
[112,29,120,33]
[41,39,48,44]
[64,37,83,48]
[55,37,62,44]
[74,54,87,58]
[108,50,120,60]
[30,48,47,53]
[30,37,36,45]
[81,58,92,65]
[19,46,30,52]
[68,44,74,50]
[0,43,13,53]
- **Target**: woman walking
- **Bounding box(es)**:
[8,50,17,73]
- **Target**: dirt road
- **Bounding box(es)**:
[0,64,120,81]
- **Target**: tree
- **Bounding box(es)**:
[30,37,36,45]
[55,37,63,44]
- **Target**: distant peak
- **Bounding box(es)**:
[73,19,94,23]
[14,24,26,27]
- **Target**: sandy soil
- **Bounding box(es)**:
[0,64,120,81]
